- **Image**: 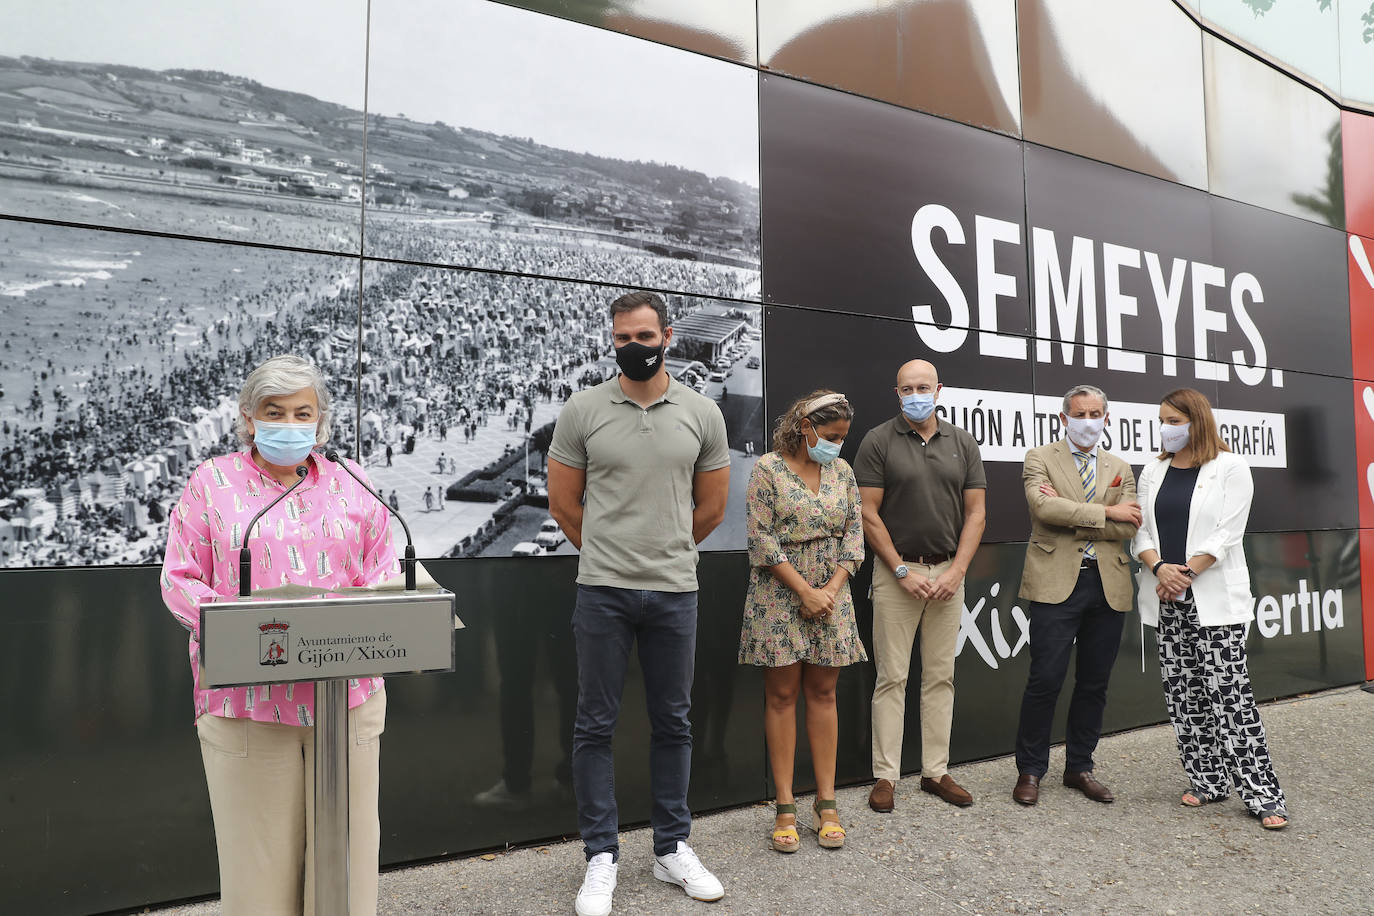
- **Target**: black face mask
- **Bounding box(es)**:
[614,339,665,382]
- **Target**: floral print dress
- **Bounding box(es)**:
[738,451,868,667]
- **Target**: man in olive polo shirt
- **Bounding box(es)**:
[855,358,987,813]
[548,291,731,916]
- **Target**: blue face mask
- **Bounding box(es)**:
[806,428,843,464]
[901,392,936,423]
[253,420,318,466]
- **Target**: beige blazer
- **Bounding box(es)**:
[1017,440,1139,611]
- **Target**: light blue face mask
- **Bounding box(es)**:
[901,392,936,423]
[253,420,318,466]
[806,428,843,464]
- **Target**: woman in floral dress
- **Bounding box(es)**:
[740,390,866,852]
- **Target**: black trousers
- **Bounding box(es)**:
[1014,564,1125,777]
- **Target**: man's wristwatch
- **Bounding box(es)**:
[893,564,910,580]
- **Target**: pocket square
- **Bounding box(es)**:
[1110,474,1122,487]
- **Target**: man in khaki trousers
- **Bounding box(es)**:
[854,359,986,813]
[1011,384,1140,806]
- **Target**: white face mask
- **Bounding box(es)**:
[1160,422,1191,453]
[1063,415,1105,451]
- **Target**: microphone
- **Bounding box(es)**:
[239,464,310,598]
[323,448,417,591]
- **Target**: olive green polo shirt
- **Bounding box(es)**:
[548,376,730,592]
[852,415,986,557]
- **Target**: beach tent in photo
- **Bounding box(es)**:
[5,516,29,544]
[126,460,154,495]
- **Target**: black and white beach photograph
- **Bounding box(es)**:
[364,0,761,299]
[0,0,762,568]
[0,220,362,567]
[0,0,369,251]
[351,268,764,560]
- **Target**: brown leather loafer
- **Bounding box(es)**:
[868,778,895,813]
[1063,770,1114,803]
[1012,774,1040,806]
[920,774,973,807]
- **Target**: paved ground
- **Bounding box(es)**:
[148,685,1373,916]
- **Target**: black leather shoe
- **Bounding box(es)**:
[1012,774,1040,806]
[1063,770,1114,803]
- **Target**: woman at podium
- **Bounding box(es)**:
[160,355,400,915]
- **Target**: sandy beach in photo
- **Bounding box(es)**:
[0,41,761,568]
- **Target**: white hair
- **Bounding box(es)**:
[1061,384,1108,415]
[235,355,333,446]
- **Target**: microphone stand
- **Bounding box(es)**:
[324,448,417,591]
[314,449,417,911]
[239,463,310,598]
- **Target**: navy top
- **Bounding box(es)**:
[1155,464,1201,565]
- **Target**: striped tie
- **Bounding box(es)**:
[1074,450,1096,561]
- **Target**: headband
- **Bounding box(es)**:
[802,393,848,417]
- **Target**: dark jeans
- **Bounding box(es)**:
[1014,564,1125,777]
[571,585,698,861]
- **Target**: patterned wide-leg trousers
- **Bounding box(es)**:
[1156,597,1286,815]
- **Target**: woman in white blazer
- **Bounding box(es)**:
[1131,388,1287,830]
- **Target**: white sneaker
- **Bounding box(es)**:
[652,841,724,902]
[575,853,617,916]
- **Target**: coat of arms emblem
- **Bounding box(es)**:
[259,619,290,666]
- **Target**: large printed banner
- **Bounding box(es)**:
[760,74,1355,540]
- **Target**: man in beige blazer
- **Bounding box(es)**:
[1011,385,1141,807]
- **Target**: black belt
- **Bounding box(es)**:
[901,551,954,566]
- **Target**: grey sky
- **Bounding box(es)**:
[368,0,758,185]
[2,0,760,186]
[0,0,369,109]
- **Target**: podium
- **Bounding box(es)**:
[200,587,460,915]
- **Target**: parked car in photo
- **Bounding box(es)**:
[534,517,566,549]
[511,541,545,557]
[709,369,727,382]
[747,355,760,369]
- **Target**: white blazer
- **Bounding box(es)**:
[1131,451,1254,628]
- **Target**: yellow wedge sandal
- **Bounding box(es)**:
[813,798,846,849]
[771,802,800,853]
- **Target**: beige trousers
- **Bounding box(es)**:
[870,560,963,782]
[196,688,386,916]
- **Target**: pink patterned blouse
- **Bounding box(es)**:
[160,449,401,725]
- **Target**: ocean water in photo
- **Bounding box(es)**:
[0,219,357,424]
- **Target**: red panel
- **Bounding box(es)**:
[1356,229,1374,680]
[1346,111,1374,240]
[1357,378,1374,528]
[1361,531,1374,680]
[1352,234,1374,382]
